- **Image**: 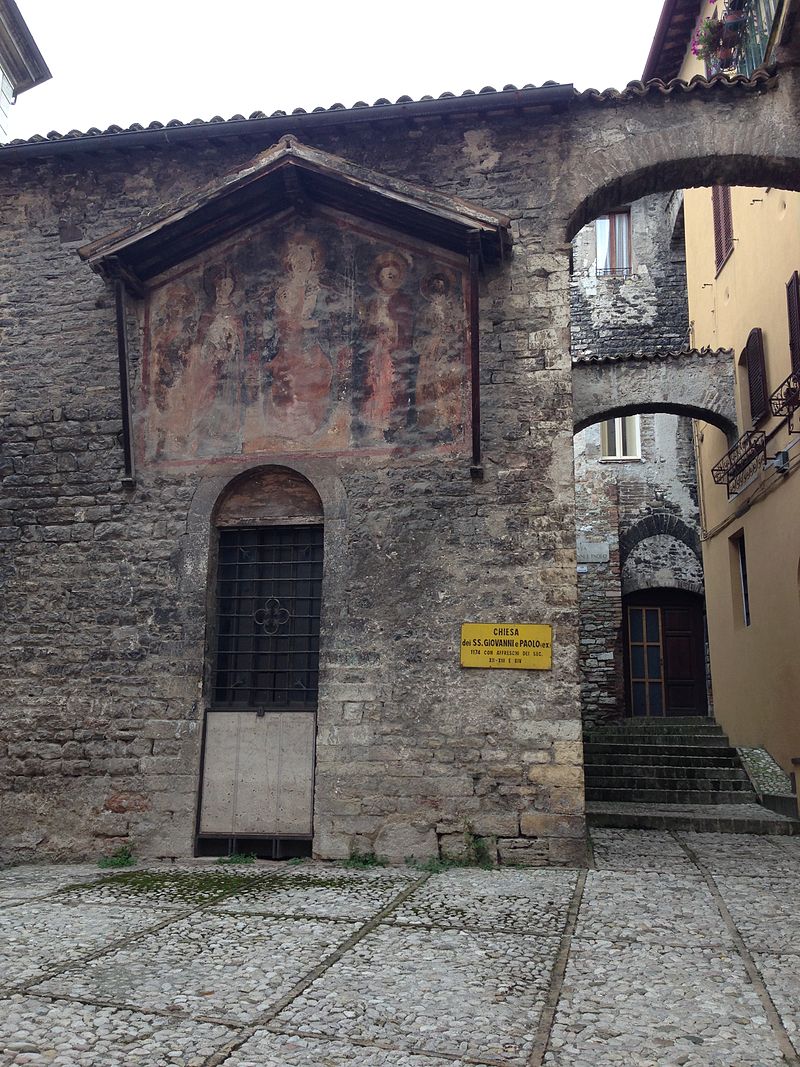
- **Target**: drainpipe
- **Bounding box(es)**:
[114,280,136,487]
[469,237,482,478]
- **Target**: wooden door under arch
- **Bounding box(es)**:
[623,589,707,717]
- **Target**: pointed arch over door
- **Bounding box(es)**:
[197,466,324,858]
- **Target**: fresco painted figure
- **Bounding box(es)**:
[141,214,469,462]
[246,231,334,448]
[186,267,245,457]
[359,250,413,441]
[415,268,466,440]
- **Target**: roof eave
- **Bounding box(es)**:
[643,0,680,82]
[0,82,574,160]
[0,0,51,95]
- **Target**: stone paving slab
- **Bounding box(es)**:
[1,834,800,1065]
[388,867,576,934]
[272,925,557,1065]
[544,940,785,1066]
[52,868,266,910]
[0,900,170,989]
[575,870,733,948]
[227,1030,477,1066]
[753,953,800,1056]
[681,833,800,876]
[0,994,232,1066]
[216,865,418,921]
[34,912,360,1025]
[590,829,694,872]
[715,876,800,954]
[0,864,108,901]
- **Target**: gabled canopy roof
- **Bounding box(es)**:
[79,136,512,292]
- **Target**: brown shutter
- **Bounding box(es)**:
[721,186,733,260]
[712,186,734,272]
[787,271,800,374]
[712,187,724,271]
[745,327,768,423]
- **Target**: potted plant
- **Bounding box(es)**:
[722,7,747,47]
[691,17,725,62]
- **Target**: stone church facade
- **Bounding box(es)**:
[1,64,798,864]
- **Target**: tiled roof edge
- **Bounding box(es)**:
[0,82,573,155]
[0,70,777,157]
[574,66,778,103]
[572,346,734,365]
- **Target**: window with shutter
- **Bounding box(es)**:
[743,327,768,424]
[712,186,734,273]
[787,271,800,374]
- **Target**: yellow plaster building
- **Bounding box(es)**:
[645,0,800,776]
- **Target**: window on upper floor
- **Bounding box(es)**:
[596,212,631,277]
[600,415,641,459]
[739,327,768,425]
[712,185,734,273]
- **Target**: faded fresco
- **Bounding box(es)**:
[140,212,469,462]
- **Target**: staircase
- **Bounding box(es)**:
[584,718,799,834]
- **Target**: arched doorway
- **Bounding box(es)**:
[196,466,324,858]
[623,588,707,718]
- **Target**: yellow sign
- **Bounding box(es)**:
[460,623,553,670]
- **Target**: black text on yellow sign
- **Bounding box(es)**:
[460,623,553,670]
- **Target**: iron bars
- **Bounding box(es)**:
[712,430,767,498]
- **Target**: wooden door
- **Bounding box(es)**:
[625,590,707,717]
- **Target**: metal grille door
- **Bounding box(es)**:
[213,525,323,711]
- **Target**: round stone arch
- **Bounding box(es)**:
[620,523,704,599]
[571,352,738,441]
[620,513,701,563]
[565,150,800,244]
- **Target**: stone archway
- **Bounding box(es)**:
[572,349,736,438]
[620,513,702,565]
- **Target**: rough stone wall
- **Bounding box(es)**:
[573,430,624,728]
[0,120,584,868]
[570,192,689,359]
[571,191,702,724]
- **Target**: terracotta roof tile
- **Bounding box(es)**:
[572,346,733,365]
[0,71,777,156]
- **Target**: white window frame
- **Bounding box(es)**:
[600,415,641,460]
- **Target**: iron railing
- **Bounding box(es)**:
[596,267,632,278]
[712,430,767,497]
[720,0,781,76]
[769,370,800,432]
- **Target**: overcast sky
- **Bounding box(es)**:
[10,1,666,142]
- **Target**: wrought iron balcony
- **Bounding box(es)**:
[769,370,800,431]
[713,0,781,77]
[712,430,767,498]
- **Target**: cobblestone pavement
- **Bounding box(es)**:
[1,831,799,1066]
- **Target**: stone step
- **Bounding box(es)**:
[585,764,749,781]
[585,787,757,804]
[588,727,730,739]
[589,721,723,734]
[585,743,739,758]
[586,776,754,793]
[584,752,742,768]
[588,731,728,744]
[586,801,800,835]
